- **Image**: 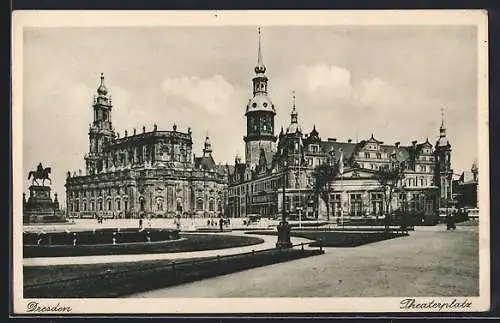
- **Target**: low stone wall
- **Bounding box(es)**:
[23,228,181,246]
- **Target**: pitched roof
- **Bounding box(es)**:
[319,141,358,161]
[194,155,216,171]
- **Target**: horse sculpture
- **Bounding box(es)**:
[28,163,52,186]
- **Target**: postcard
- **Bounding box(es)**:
[12,10,489,315]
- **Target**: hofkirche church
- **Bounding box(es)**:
[66,28,454,220]
[65,73,230,219]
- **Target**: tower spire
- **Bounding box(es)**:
[203,134,212,156]
[258,27,262,64]
[291,91,297,123]
[254,27,266,75]
[440,107,446,137]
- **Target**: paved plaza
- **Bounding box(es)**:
[23,219,479,298]
[130,224,479,298]
[23,218,313,267]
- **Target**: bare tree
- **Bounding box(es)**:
[375,163,405,231]
[311,162,339,220]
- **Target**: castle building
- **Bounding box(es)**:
[453,160,479,210]
[227,29,454,221]
[65,74,229,219]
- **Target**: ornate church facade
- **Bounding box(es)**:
[227,29,454,221]
[65,74,229,219]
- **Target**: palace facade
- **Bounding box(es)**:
[65,74,229,219]
[227,30,454,221]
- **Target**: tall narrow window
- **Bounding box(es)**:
[197,198,204,211]
[350,194,363,216]
[331,194,342,217]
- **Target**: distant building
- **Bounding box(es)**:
[65,74,229,219]
[227,29,454,220]
[453,160,479,209]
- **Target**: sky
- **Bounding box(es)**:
[22,25,478,205]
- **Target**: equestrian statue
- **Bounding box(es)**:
[28,162,52,186]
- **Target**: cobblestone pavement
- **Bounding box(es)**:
[130,224,479,298]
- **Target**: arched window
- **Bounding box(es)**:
[197,198,204,211]
[209,199,215,211]
[108,199,112,211]
[98,200,103,211]
[156,198,164,211]
[116,199,121,211]
[140,198,145,212]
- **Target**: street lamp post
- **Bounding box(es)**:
[276,158,292,249]
[297,206,302,230]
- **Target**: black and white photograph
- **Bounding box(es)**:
[12,10,489,314]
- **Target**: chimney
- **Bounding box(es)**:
[395,142,400,148]
[328,138,337,142]
[348,139,352,143]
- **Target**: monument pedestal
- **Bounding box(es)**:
[276,221,293,249]
[23,185,65,224]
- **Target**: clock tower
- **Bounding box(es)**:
[244,27,277,169]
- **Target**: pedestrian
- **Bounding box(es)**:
[219,217,224,232]
[139,218,143,229]
[207,219,210,227]
[450,214,456,231]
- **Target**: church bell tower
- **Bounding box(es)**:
[244,27,277,169]
[85,73,115,175]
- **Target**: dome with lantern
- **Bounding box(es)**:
[97,73,108,96]
[286,121,302,134]
[286,100,302,134]
[246,95,275,115]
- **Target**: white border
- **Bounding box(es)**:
[12,10,490,314]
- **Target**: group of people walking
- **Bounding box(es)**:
[207,217,230,231]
